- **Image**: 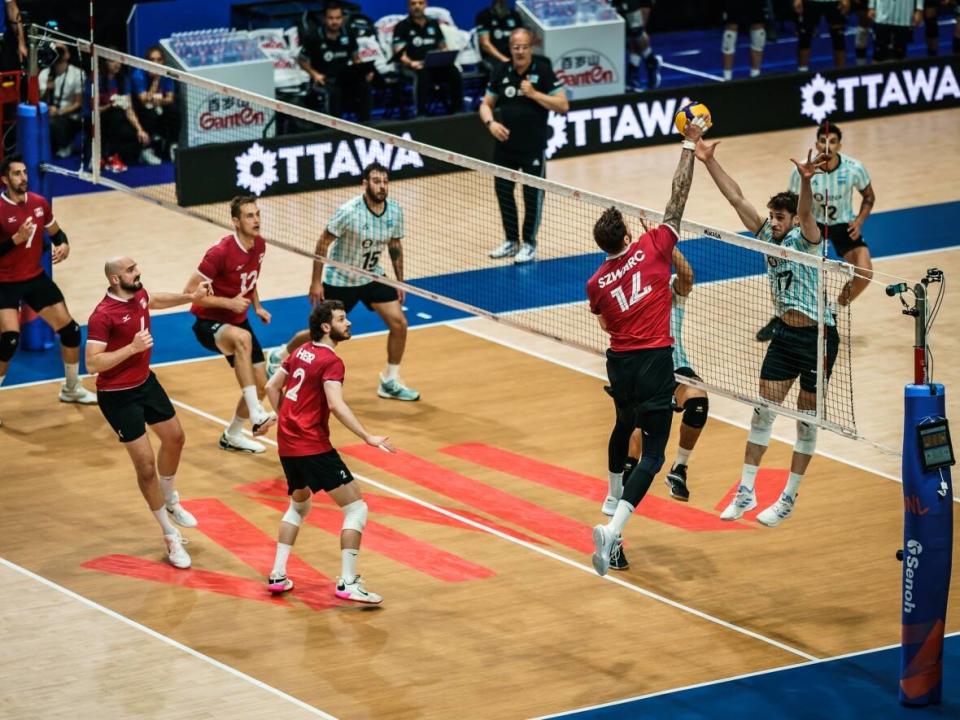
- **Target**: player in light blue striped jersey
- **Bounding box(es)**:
[697,140,838,528]
[869,0,923,60]
[266,163,419,401]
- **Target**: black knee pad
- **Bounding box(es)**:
[830,25,846,51]
[682,396,709,430]
[0,331,18,361]
[57,320,82,348]
[638,431,669,477]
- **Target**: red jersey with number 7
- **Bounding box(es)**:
[0,191,55,282]
[190,233,266,324]
[586,224,677,352]
[277,342,345,457]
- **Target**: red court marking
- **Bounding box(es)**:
[442,443,753,533]
[235,477,544,545]
[341,445,596,553]
[254,498,495,582]
[713,468,789,521]
[82,555,293,606]
[183,498,341,611]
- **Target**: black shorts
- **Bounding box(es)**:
[606,346,676,427]
[0,272,65,311]
[97,372,176,443]
[821,222,867,258]
[722,0,766,25]
[191,317,265,367]
[760,319,840,394]
[280,449,355,494]
[323,281,399,313]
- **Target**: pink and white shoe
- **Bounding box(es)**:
[335,575,382,604]
[267,575,293,594]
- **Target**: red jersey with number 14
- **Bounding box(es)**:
[190,233,266,325]
[86,288,153,391]
[586,224,677,352]
[277,342,346,457]
[0,191,55,282]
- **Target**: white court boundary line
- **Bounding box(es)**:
[449,321,960,504]
[0,556,338,720]
[167,397,817,662]
[532,630,960,719]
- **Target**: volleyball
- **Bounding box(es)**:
[675,101,712,135]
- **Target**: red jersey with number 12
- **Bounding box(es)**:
[86,288,153,391]
[0,191,55,282]
[190,233,266,324]
[586,224,677,352]
[277,342,346,457]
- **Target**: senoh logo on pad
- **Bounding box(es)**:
[903,539,923,614]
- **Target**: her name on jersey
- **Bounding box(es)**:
[597,247,645,288]
[296,346,317,363]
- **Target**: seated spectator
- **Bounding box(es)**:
[393,0,463,116]
[39,43,84,158]
[298,1,373,121]
[96,54,151,172]
[475,0,524,73]
[130,46,179,162]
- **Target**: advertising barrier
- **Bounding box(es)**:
[175,55,960,205]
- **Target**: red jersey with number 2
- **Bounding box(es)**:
[586,224,677,352]
[86,288,153,391]
[190,233,266,324]
[0,191,55,282]
[277,342,346,457]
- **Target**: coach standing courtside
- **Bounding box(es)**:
[481,28,568,265]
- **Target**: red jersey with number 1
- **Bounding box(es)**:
[277,342,346,457]
[190,233,266,325]
[586,224,677,352]
[0,191,55,282]
[86,288,153,391]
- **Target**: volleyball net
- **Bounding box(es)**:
[42,39,857,437]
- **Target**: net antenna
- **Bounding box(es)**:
[47,39,861,438]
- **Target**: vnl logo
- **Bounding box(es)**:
[799,63,960,124]
[903,539,923,614]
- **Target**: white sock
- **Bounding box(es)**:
[64,362,80,389]
[153,507,177,536]
[674,447,692,467]
[0,373,5,387]
[798,65,809,72]
[227,414,245,436]
[629,52,641,68]
[607,499,635,536]
[341,548,359,583]
[241,385,260,416]
[607,471,623,499]
[740,464,759,491]
[749,68,761,77]
[159,475,176,505]
[272,542,292,578]
[723,69,733,80]
[382,363,400,382]
[784,472,803,499]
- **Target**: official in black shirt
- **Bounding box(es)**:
[298,2,372,120]
[475,0,524,72]
[479,28,568,264]
[393,0,463,116]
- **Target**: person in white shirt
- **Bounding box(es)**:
[39,44,84,158]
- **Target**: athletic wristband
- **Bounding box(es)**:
[681,140,696,151]
[50,228,69,246]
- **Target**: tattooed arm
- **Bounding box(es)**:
[663,117,707,233]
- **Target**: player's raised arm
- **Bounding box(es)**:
[148,280,211,310]
[672,248,694,297]
[695,140,764,234]
[790,150,826,245]
[662,118,707,232]
[184,270,250,314]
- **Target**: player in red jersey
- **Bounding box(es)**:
[263,300,394,604]
[86,256,211,569]
[183,195,276,454]
[586,115,707,576]
[0,154,96,422]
